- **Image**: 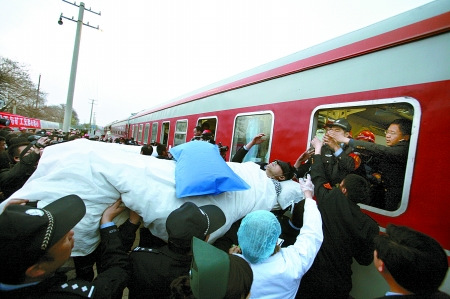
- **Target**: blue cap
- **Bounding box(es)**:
[237,210,281,264]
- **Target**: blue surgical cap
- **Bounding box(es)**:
[237,210,281,264]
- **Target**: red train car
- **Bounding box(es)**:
[109,1,450,296]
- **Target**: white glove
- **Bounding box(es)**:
[299,174,314,196]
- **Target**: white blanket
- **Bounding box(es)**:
[1,139,279,256]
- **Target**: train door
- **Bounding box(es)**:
[160,121,170,146]
[174,119,188,146]
[230,111,274,163]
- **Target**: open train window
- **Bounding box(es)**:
[174,120,188,146]
[197,117,217,141]
[151,123,158,144]
[310,97,420,216]
[161,122,170,146]
[231,112,274,163]
[143,123,150,144]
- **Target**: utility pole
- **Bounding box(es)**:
[93,112,97,135]
[88,99,96,135]
[36,74,41,109]
[59,0,100,133]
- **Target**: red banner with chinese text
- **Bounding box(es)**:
[0,112,41,128]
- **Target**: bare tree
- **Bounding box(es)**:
[40,104,79,125]
[0,56,79,126]
[0,57,41,112]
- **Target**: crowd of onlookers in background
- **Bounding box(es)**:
[0,125,180,202]
[0,126,107,202]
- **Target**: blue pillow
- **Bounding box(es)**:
[170,141,250,198]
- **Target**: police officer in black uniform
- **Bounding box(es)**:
[128,202,226,299]
[0,195,130,299]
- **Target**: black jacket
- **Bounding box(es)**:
[349,139,409,210]
[128,245,192,299]
[0,225,130,299]
[295,144,357,186]
[296,154,379,299]
[320,144,358,186]
[0,151,40,200]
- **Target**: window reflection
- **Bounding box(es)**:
[231,113,273,163]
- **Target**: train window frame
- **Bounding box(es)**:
[131,125,136,141]
[161,121,170,146]
[151,123,158,144]
[174,119,188,146]
[143,123,150,144]
[133,125,138,141]
[137,124,143,143]
[197,116,218,141]
[230,111,275,163]
[309,97,421,217]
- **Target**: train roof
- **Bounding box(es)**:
[131,0,449,120]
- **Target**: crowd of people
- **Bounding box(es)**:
[294,118,412,211]
[0,118,448,299]
[0,127,104,201]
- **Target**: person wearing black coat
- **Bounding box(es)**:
[373,224,449,298]
[128,202,226,299]
[296,136,379,299]
[0,196,130,299]
[329,118,412,211]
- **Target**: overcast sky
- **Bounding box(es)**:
[0,0,435,126]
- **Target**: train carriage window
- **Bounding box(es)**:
[133,125,138,141]
[151,123,158,144]
[311,98,420,216]
[174,120,188,146]
[130,125,136,141]
[161,122,170,146]
[197,117,218,142]
[137,124,143,143]
[144,123,150,144]
[231,112,274,163]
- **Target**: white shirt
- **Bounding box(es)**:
[241,198,323,299]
